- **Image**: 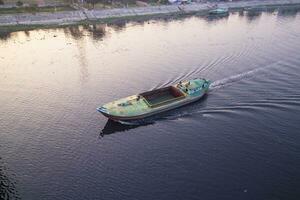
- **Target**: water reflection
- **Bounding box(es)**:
[63,24,106,41]
[245,6,277,13]
[100,120,142,136]
[63,24,107,84]
[0,31,12,41]
[0,158,19,200]
[63,26,86,39]
[1,7,300,200]
[204,14,229,22]
[107,21,127,32]
[87,24,106,40]
[278,6,300,18]
[244,10,263,22]
[1,6,300,42]
[76,38,89,84]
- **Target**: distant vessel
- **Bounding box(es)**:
[97,78,211,123]
[209,8,229,15]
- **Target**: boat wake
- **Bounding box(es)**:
[209,61,282,90]
[155,61,291,122]
[160,95,300,123]
[103,61,294,128]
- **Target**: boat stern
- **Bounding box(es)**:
[204,78,212,89]
[177,78,211,97]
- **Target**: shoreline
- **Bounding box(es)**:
[1,0,300,30]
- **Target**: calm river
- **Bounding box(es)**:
[1,7,300,200]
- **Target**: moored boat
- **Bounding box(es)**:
[97,78,211,123]
[209,8,229,15]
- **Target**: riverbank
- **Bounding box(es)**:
[1,0,300,29]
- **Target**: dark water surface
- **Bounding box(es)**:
[1,8,300,200]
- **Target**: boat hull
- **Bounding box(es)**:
[97,78,211,123]
[98,91,207,122]
[209,8,229,15]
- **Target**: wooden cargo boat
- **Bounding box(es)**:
[97,78,211,123]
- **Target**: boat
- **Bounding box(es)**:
[209,8,229,15]
[97,78,211,123]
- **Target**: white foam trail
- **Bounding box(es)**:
[210,61,281,90]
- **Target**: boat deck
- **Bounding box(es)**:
[145,90,177,105]
[141,86,185,107]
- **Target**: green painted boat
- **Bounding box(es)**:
[209,8,229,15]
[97,78,211,123]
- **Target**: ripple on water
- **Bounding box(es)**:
[1,8,300,200]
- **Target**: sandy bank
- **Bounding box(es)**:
[0,0,300,27]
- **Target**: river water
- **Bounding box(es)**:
[1,8,300,200]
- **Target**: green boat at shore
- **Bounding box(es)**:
[208,8,229,15]
[97,78,211,123]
